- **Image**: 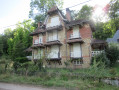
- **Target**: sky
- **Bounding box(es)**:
[0,0,111,34]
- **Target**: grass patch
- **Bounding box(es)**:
[0,69,119,90]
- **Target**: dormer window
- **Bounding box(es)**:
[47,16,60,27]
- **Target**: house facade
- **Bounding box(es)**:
[30,6,105,68]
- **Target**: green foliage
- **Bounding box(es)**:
[109,0,119,20]
[109,68,117,75]
[105,43,119,66]
[91,53,110,67]
[94,0,119,40]
[94,20,117,40]
[0,28,14,55]
[29,0,63,22]
[76,5,93,20]
[7,20,34,61]
[15,57,28,63]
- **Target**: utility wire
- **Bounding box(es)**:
[62,0,92,10]
[0,0,92,30]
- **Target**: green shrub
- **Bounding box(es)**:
[91,53,110,67]
[105,44,119,66]
[109,68,116,75]
[15,57,28,63]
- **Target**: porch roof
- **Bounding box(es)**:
[91,39,107,49]
[30,29,46,36]
[31,44,45,48]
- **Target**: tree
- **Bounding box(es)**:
[7,20,34,61]
[109,0,119,30]
[76,5,93,20]
[109,0,119,20]
[93,19,117,40]
[105,43,119,67]
[0,35,3,55]
[29,0,63,23]
[0,28,14,56]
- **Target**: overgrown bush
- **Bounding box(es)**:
[91,53,110,67]
[105,43,119,67]
[15,57,28,63]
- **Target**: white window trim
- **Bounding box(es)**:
[73,60,81,65]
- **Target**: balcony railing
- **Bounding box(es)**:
[48,36,58,42]
[47,52,60,58]
[70,51,81,58]
[92,50,104,57]
[70,33,80,39]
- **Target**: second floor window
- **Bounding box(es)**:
[48,30,58,41]
[39,34,43,44]
[70,26,80,39]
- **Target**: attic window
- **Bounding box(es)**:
[47,16,60,27]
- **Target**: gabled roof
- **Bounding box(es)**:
[47,6,58,14]
[30,6,95,36]
[107,30,119,43]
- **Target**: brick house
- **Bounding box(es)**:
[30,6,106,68]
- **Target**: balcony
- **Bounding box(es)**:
[92,50,104,57]
[47,52,61,60]
[69,33,80,39]
[70,51,81,59]
[47,36,58,42]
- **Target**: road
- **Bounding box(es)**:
[0,82,65,90]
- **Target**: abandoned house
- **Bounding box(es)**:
[30,6,106,68]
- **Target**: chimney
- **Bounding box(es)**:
[66,8,72,21]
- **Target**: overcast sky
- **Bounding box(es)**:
[0,0,110,34]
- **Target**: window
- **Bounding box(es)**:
[71,43,81,58]
[48,30,58,41]
[47,16,60,27]
[73,60,83,65]
[73,60,80,65]
[39,34,43,44]
[48,45,60,58]
[70,26,80,39]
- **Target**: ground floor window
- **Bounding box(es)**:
[73,60,83,65]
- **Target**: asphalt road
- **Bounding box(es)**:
[0,82,65,90]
